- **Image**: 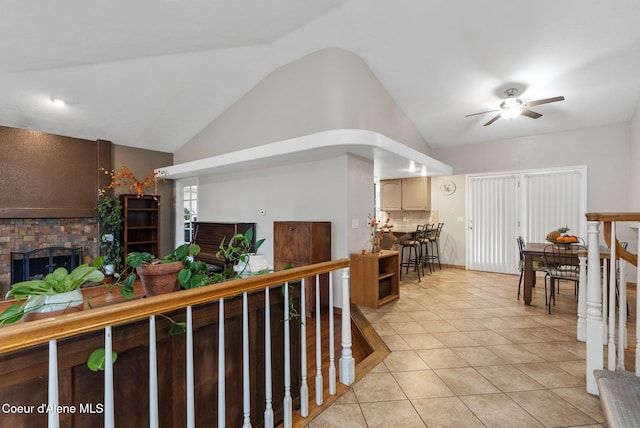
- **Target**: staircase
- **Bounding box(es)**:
[583,213,640,427]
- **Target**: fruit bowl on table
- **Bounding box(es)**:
[546,235,579,248]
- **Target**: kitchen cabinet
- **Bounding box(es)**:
[380,177,431,211]
[350,250,400,308]
[274,221,331,314]
[380,179,402,211]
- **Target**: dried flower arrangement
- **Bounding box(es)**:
[98,166,165,197]
[367,214,393,253]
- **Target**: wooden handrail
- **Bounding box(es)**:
[602,221,637,267]
[585,213,640,222]
[0,258,350,355]
[585,212,639,267]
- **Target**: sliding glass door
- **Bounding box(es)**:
[467,166,587,274]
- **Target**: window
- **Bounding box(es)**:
[177,180,198,246]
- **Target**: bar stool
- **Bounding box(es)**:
[399,225,425,282]
[419,224,434,274]
[427,223,444,270]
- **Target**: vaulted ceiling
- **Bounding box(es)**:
[2,0,640,153]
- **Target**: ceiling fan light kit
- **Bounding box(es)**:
[465,87,565,126]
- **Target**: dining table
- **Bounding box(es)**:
[522,242,608,306]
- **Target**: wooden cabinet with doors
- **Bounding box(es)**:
[274,221,331,314]
[380,177,431,211]
[121,194,160,260]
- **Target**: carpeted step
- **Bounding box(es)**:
[595,369,640,428]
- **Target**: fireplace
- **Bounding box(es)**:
[11,247,84,284]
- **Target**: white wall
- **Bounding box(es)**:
[630,99,640,211]
[430,175,466,267]
[431,123,633,274]
[196,153,373,307]
[175,47,431,164]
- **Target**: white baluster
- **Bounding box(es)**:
[149,315,159,428]
[218,299,226,427]
[577,254,587,341]
[104,326,114,427]
[242,292,252,428]
[585,221,603,395]
[264,287,274,428]
[48,340,59,428]
[186,306,194,428]
[617,259,627,369]
[602,258,608,341]
[299,278,309,417]
[339,268,355,386]
[283,283,292,428]
[315,276,323,405]
[328,273,336,395]
[609,222,618,371]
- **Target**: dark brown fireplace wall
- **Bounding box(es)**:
[0,126,111,218]
[0,127,175,294]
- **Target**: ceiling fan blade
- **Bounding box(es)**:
[521,109,542,119]
[484,114,501,126]
[524,96,565,108]
[465,109,499,117]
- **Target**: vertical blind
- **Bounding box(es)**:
[468,166,586,274]
[523,170,585,243]
[468,175,519,273]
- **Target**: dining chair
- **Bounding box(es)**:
[615,241,629,315]
[542,243,584,314]
[516,236,546,300]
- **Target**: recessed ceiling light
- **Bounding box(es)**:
[50,97,66,107]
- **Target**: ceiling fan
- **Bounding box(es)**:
[466,88,565,126]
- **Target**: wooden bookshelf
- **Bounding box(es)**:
[350,250,400,308]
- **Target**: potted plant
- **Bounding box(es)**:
[95,194,123,274]
[0,265,105,325]
[118,227,267,298]
[217,227,267,277]
[121,243,208,298]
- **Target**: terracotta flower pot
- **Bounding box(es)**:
[136,261,183,296]
[23,289,84,322]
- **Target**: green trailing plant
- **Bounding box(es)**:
[86,348,118,372]
[95,195,123,273]
[0,265,105,326]
[216,227,266,278]
[118,243,204,299]
[281,263,302,324]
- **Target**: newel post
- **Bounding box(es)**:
[339,268,355,385]
[577,253,587,341]
[585,220,603,395]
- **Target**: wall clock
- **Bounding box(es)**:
[439,180,456,196]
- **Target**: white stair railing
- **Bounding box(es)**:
[0,260,352,427]
[584,214,640,395]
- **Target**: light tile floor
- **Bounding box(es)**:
[309,267,608,428]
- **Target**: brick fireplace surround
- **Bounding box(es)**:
[0,218,98,296]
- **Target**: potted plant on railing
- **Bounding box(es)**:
[119,227,267,298]
[0,265,105,325]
